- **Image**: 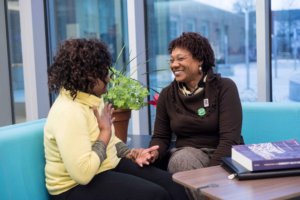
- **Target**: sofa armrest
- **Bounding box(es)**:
[0,119,49,200]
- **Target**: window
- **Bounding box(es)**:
[186,19,196,32]
[200,21,209,37]
[170,17,180,40]
[271,1,300,102]
[6,0,26,123]
[46,0,128,67]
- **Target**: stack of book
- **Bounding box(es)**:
[222,139,300,180]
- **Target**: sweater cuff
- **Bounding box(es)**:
[92,140,107,162]
[115,142,131,158]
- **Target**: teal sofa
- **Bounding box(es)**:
[242,102,300,144]
[0,103,300,199]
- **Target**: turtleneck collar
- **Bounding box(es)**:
[61,88,102,107]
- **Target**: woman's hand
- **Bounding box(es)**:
[129,145,159,167]
[149,149,159,163]
[93,103,115,145]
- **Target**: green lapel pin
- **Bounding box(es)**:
[197,107,206,117]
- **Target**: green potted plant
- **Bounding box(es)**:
[102,49,149,143]
[103,68,149,110]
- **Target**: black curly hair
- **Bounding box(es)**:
[168,32,215,73]
[48,38,112,99]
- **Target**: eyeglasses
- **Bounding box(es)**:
[168,55,190,64]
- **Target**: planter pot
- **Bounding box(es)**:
[112,109,131,143]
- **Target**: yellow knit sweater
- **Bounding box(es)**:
[44,89,121,195]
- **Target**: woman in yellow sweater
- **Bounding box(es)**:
[44,38,188,200]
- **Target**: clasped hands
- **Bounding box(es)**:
[127,146,159,167]
[93,104,160,167]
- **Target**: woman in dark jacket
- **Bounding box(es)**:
[149,32,244,173]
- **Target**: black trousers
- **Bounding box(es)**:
[51,158,188,200]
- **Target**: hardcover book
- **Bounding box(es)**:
[222,157,300,180]
[231,139,300,171]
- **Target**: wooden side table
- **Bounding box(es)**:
[172,165,300,200]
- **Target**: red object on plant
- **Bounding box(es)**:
[149,93,159,107]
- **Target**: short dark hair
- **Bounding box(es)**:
[48,38,112,99]
[168,32,215,72]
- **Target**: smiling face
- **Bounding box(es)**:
[170,47,203,89]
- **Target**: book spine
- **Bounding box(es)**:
[252,158,300,171]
